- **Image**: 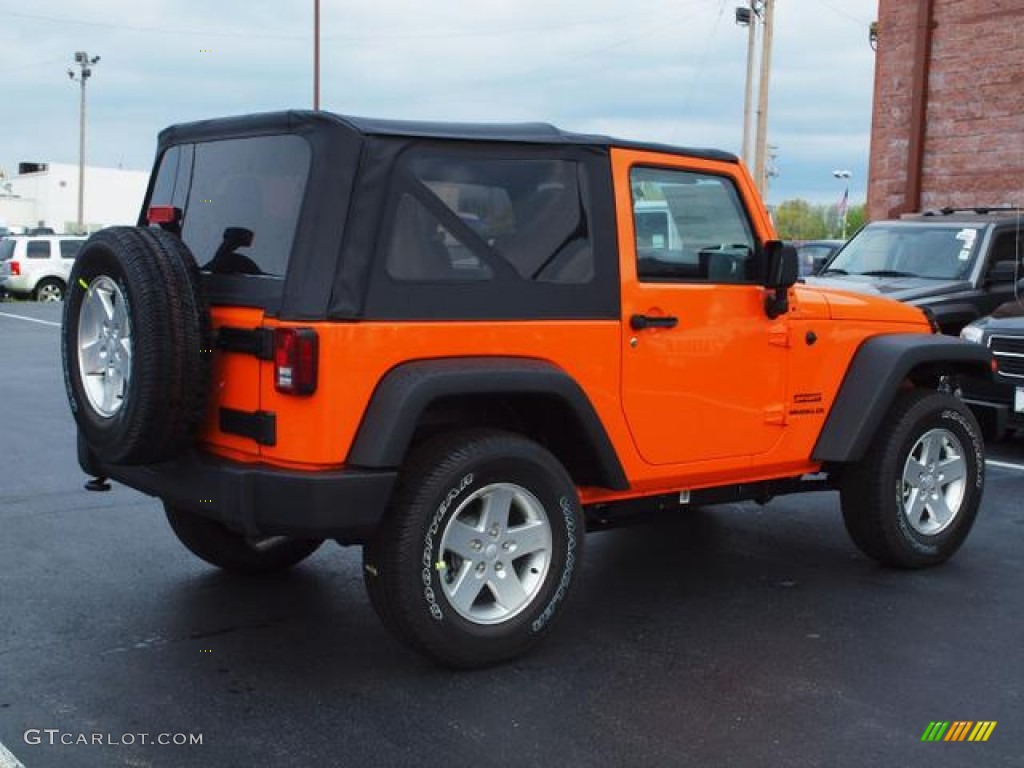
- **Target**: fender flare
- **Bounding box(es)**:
[347,357,629,490]
[812,334,992,463]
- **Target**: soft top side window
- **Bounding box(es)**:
[386,153,593,285]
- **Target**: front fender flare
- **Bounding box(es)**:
[812,334,992,463]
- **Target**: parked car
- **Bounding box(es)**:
[794,239,844,276]
[64,110,990,668]
[959,299,1024,438]
[0,235,87,301]
[807,208,1023,334]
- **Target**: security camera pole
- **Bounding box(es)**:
[68,51,100,235]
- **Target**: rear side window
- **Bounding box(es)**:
[0,240,14,260]
[149,135,311,278]
[386,154,593,285]
[60,240,83,259]
[26,240,51,259]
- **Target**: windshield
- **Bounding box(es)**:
[825,224,980,280]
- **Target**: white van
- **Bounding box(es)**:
[0,235,87,301]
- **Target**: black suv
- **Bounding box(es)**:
[960,299,1024,437]
[807,208,1023,334]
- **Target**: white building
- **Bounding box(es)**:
[0,162,149,234]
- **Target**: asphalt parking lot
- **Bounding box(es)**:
[1,302,1021,768]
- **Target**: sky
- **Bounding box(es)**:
[0,0,880,206]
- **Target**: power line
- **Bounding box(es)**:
[0,7,688,44]
[812,0,872,27]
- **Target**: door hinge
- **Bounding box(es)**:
[768,326,790,348]
[219,408,277,446]
[217,326,274,360]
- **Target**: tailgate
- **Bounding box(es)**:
[203,306,267,457]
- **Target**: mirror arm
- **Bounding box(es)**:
[765,287,789,319]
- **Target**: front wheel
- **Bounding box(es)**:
[364,430,584,668]
[840,389,985,568]
[165,505,322,575]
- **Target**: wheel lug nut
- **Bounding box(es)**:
[471,540,482,551]
[494,562,504,572]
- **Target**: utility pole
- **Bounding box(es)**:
[753,0,775,197]
[735,2,761,167]
[314,0,320,109]
[68,51,100,235]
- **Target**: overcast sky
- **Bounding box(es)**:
[0,0,879,205]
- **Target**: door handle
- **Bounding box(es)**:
[630,314,679,331]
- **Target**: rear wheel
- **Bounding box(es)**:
[34,278,64,302]
[840,389,985,568]
[364,430,583,668]
[165,505,322,575]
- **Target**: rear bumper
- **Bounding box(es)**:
[79,435,395,543]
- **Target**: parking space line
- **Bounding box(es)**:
[0,740,25,768]
[0,311,60,328]
[986,459,1024,472]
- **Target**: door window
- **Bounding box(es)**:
[630,167,756,283]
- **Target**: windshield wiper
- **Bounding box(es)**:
[858,270,916,277]
[819,267,848,275]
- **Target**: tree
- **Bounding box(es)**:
[772,199,867,240]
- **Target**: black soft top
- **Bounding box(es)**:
[157,109,737,164]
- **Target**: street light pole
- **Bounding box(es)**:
[833,169,852,239]
[68,51,99,235]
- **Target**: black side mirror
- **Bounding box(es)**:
[987,261,1018,284]
[764,240,799,318]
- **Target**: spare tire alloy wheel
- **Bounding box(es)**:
[840,390,984,568]
[364,430,584,668]
[62,227,210,465]
[77,275,132,418]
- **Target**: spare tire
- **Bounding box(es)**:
[62,226,211,465]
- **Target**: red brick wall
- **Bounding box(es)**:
[867,0,1024,220]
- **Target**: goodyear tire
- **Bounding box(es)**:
[364,430,584,668]
[840,389,985,568]
[61,227,210,465]
[165,505,323,575]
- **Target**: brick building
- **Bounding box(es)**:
[867,0,1024,220]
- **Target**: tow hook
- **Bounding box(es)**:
[85,476,111,492]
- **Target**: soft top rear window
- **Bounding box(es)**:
[148,134,311,278]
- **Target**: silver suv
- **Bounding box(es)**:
[0,235,86,301]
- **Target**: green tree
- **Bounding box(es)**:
[773,199,828,240]
[773,199,867,240]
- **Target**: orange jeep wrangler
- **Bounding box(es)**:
[62,111,992,667]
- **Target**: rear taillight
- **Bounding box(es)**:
[10,260,19,276]
[274,328,318,396]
